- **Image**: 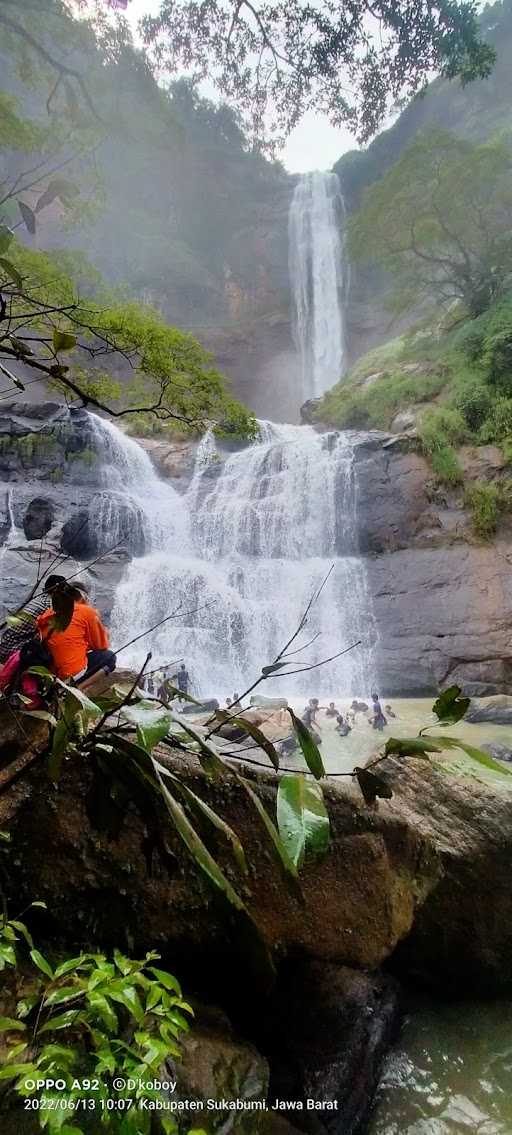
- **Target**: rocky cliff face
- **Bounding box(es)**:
[0,402,157,620]
[2,402,512,698]
[352,432,512,696]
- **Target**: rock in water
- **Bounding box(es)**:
[259,962,400,1135]
[464,695,512,723]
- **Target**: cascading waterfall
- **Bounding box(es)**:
[103,165,374,699]
[84,415,189,555]
[289,170,350,401]
[109,421,375,697]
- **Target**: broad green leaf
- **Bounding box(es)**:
[385,736,444,758]
[10,919,34,948]
[7,1042,28,1060]
[17,200,36,234]
[0,1017,26,1032]
[261,662,290,675]
[37,1044,76,1066]
[154,767,246,911]
[44,986,81,1007]
[54,955,93,978]
[87,992,118,1032]
[58,683,101,721]
[0,225,14,253]
[39,1009,80,1034]
[30,950,54,978]
[276,774,329,868]
[0,1063,34,1081]
[52,328,77,353]
[432,685,470,725]
[121,703,172,752]
[0,944,16,965]
[354,766,393,805]
[170,716,228,779]
[48,718,72,782]
[141,1038,175,1067]
[17,994,40,1019]
[146,968,183,997]
[435,735,512,776]
[214,709,280,770]
[156,763,248,874]
[21,709,57,726]
[233,772,299,884]
[108,985,145,1025]
[35,178,80,213]
[287,709,325,779]
[0,259,22,288]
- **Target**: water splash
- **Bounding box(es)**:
[85,415,190,553]
[110,422,376,698]
[289,170,350,401]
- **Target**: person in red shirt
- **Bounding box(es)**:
[37,586,116,687]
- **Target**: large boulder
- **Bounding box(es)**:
[464,695,512,723]
[259,962,400,1135]
[171,1005,269,1134]
[2,724,512,994]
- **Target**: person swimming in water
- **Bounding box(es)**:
[335,713,351,737]
[370,692,387,731]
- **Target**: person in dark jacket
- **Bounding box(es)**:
[0,575,66,663]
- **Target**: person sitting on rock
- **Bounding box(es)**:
[37,584,116,688]
[325,701,338,717]
[0,575,67,664]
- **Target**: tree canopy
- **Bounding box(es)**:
[349,129,512,317]
[140,0,495,150]
[0,235,256,434]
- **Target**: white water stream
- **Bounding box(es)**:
[97,166,373,699]
[289,170,350,401]
[104,419,376,698]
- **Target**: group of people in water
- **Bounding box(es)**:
[0,576,396,748]
[301,693,397,743]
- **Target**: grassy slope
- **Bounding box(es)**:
[315,296,512,538]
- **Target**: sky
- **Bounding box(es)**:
[126,0,357,173]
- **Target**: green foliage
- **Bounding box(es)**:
[429,444,464,486]
[384,683,512,777]
[419,406,467,448]
[276,774,329,868]
[349,129,512,317]
[318,366,446,430]
[141,0,494,150]
[417,407,466,485]
[463,479,512,537]
[479,396,512,442]
[0,940,192,1134]
[0,240,256,437]
[451,371,494,431]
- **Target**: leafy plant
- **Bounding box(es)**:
[0,939,192,1134]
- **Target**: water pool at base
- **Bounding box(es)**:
[368,994,512,1135]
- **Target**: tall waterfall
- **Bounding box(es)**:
[100,169,373,700]
[289,171,349,401]
[107,420,375,698]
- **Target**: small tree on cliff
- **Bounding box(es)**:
[0,239,256,433]
[349,129,512,318]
